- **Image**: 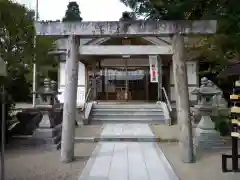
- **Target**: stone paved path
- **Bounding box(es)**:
[78,124,179,180]
[101,123,155,138]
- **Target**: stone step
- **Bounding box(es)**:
[91,115,165,120]
[74,136,178,143]
[90,103,167,124]
[75,136,158,142]
[91,116,165,120]
[92,108,163,112]
[91,111,164,116]
[91,118,166,124]
[93,104,162,109]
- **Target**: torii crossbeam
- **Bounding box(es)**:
[35,20,216,37]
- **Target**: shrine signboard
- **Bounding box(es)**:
[149,55,159,83]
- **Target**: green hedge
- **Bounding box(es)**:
[212,116,231,136]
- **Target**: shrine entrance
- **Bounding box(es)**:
[96,66,152,101]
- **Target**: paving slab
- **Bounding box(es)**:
[101,123,154,137]
[78,123,179,180]
[79,142,179,180]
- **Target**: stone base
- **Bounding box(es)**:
[34,124,61,137]
[194,127,224,150]
[34,135,61,145]
[33,124,62,147]
[10,135,61,150]
[33,128,57,138]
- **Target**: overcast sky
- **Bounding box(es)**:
[16,0,131,21]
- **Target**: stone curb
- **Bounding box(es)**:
[74,136,179,143]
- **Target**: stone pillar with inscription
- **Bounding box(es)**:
[60,35,80,163]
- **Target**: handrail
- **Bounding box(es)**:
[162,87,172,112]
[81,87,93,112]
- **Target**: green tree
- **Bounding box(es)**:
[62,1,83,22]
[0,0,35,67]
[0,0,35,101]
[120,0,240,100]
[30,36,58,84]
[0,0,57,101]
[120,0,224,20]
[120,11,137,20]
[120,0,240,73]
[0,0,58,144]
[0,0,34,143]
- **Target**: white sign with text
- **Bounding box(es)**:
[58,86,85,107]
[149,55,159,83]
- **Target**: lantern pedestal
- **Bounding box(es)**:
[195,115,221,150]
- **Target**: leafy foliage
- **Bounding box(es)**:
[0,0,57,101]
[120,11,137,20]
[0,0,35,102]
[34,37,58,82]
[0,0,35,68]
[62,1,83,22]
[119,0,240,100]
[0,0,58,144]
[120,0,240,73]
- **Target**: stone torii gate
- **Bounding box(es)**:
[35,20,217,163]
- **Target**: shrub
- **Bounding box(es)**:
[213,116,230,136]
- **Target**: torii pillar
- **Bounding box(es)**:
[172,34,194,162]
[34,20,217,163]
[61,35,79,163]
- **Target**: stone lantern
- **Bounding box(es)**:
[191,77,222,149]
[33,78,62,144]
[36,78,60,108]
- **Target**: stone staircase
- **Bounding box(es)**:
[89,103,169,124]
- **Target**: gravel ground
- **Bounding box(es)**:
[2,143,96,180]
[1,125,104,180]
[75,125,104,137]
[150,124,179,140]
[150,124,232,145]
[159,142,240,180]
